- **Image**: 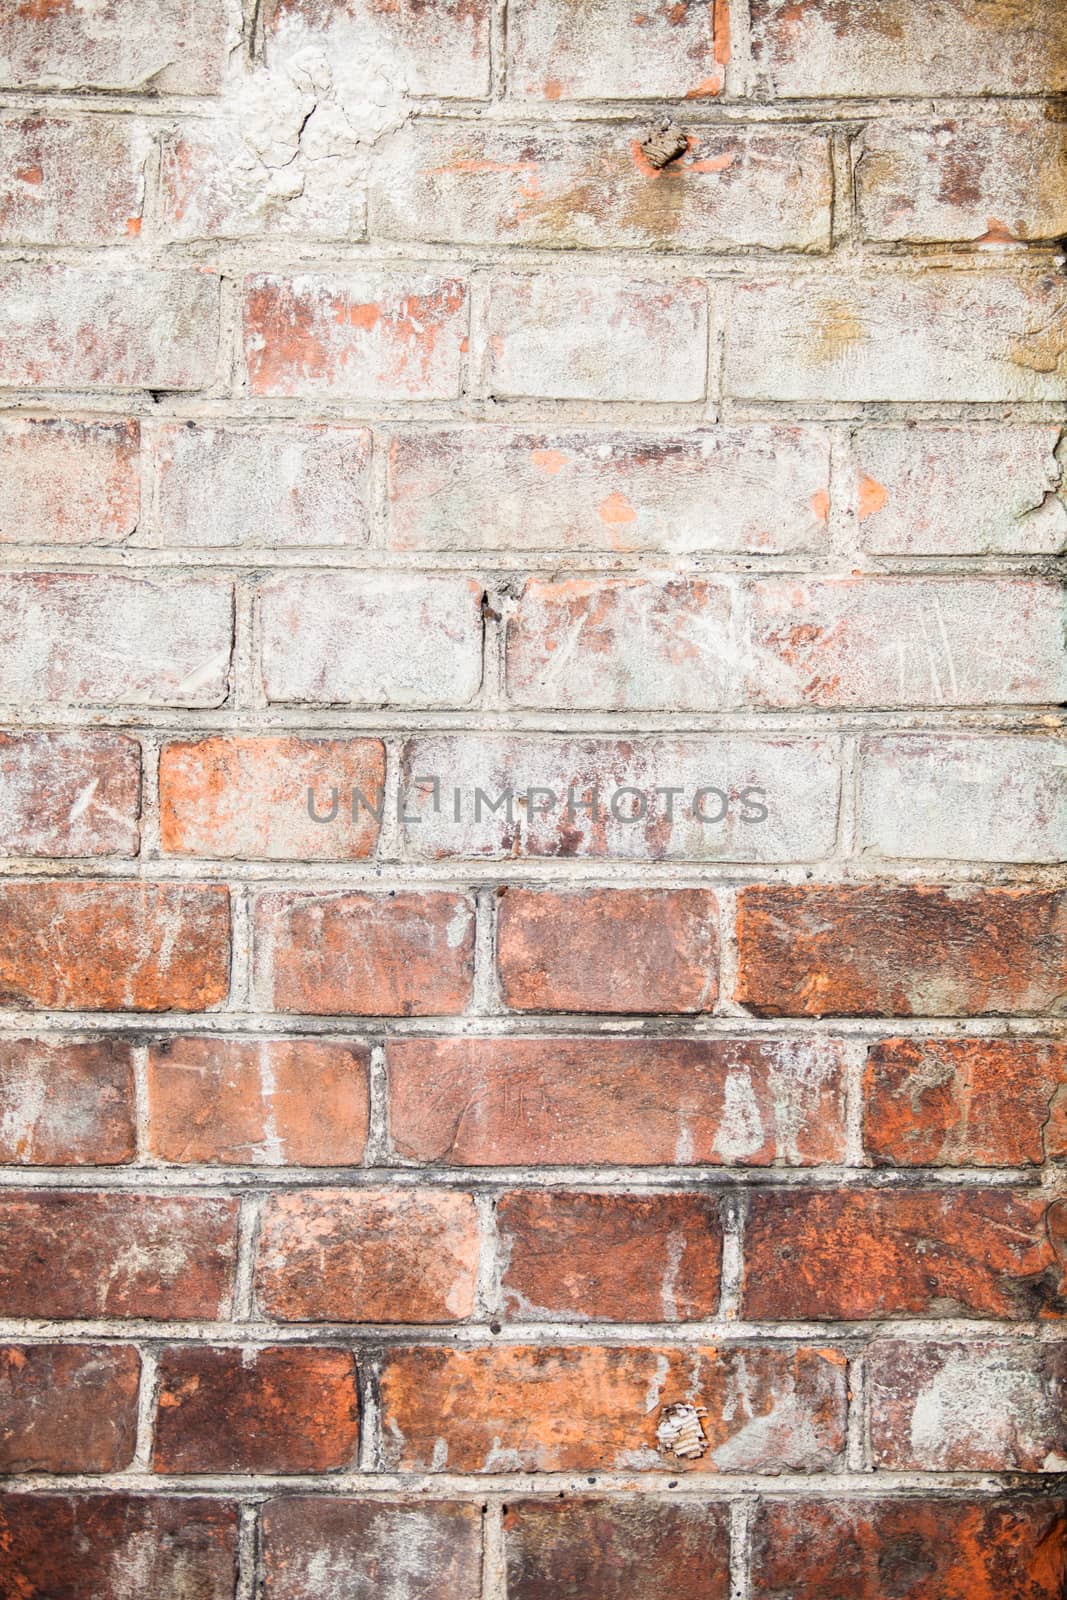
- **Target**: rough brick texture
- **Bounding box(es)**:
[3,0,1065,1593]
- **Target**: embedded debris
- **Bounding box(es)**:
[657,1402,708,1459]
[641,120,688,170]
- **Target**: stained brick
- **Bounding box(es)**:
[0,0,238,92]
[388,1036,848,1167]
[0,115,148,245]
[256,890,475,1016]
[497,1191,722,1322]
[741,1188,1066,1321]
[0,1193,237,1319]
[268,0,491,100]
[0,731,140,857]
[160,735,385,860]
[261,1498,483,1600]
[379,1343,847,1472]
[735,884,1067,1018]
[146,1036,370,1166]
[509,0,728,101]
[505,1499,731,1600]
[256,1189,480,1322]
[0,881,230,1012]
[0,417,140,546]
[497,888,719,1013]
[0,1344,139,1473]
[0,1037,135,1167]
[154,1345,360,1473]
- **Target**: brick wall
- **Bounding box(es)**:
[0,1,1065,1596]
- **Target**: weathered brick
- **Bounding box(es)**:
[256,1189,480,1322]
[868,1338,1067,1473]
[859,735,1067,863]
[0,1344,139,1472]
[0,881,230,1011]
[735,884,1067,1018]
[725,273,1067,402]
[0,267,220,391]
[0,1495,239,1600]
[750,1497,1067,1600]
[497,1191,722,1322]
[0,573,233,708]
[388,1036,848,1167]
[505,1499,731,1600]
[372,123,831,251]
[244,273,468,398]
[156,423,372,547]
[507,577,736,711]
[159,735,385,860]
[0,1192,237,1319]
[268,0,491,99]
[853,425,1067,556]
[154,1345,359,1473]
[741,1188,1066,1321]
[865,1037,1067,1168]
[482,276,707,402]
[747,578,1067,707]
[262,1498,483,1600]
[0,0,238,92]
[497,888,718,1013]
[0,1037,135,1166]
[379,1343,846,1472]
[146,1036,370,1166]
[0,730,140,856]
[509,0,729,100]
[749,0,1067,97]
[256,890,475,1016]
[387,426,832,553]
[0,115,148,244]
[858,116,1067,245]
[0,416,140,546]
[260,573,483,707]
[400,734,838,862]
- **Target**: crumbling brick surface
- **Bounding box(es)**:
[0,0,1064,1594]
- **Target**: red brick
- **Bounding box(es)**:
[504,1499,731,1600]
[159,735,385,860]
[262,1497,483,1600]
[750,0,1067,97]
[507,577,735,711]
[857,115,1067,245]
[497,888,718,1013]
[0,881,230,1012]
[256,890,474,1017]
[0,1344,139,1472]
[379,1343,847,1473]
[256,1189,480,1323]
[259,573,483,708]
[746,577,1067,707]
[268,0,491,100]
[0,1495,239,1600]
[482,275,706,402]
[154,1345,359,1473]
[387,426,832,555]
[741,1188,1066,1322]
[868,1338,1067,1472]
[0,115,148,244]
[0,267,220,391]
[0,1192,237,1319]
[509,0,729,100]
[146,1036,369,1167]
[388,1037,847,1167]
[0,1037,135,1166]
[0,416,139,546]
[156,422,372,548]
[864,1038,1067,1168]
[373,124,830,251]
[735,885,1067,1018]
[750,1497,1067,1600]
[497,1191,722,1322]
[0,731,140,857]
[0,573,233,708]
[244,273,468,399]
